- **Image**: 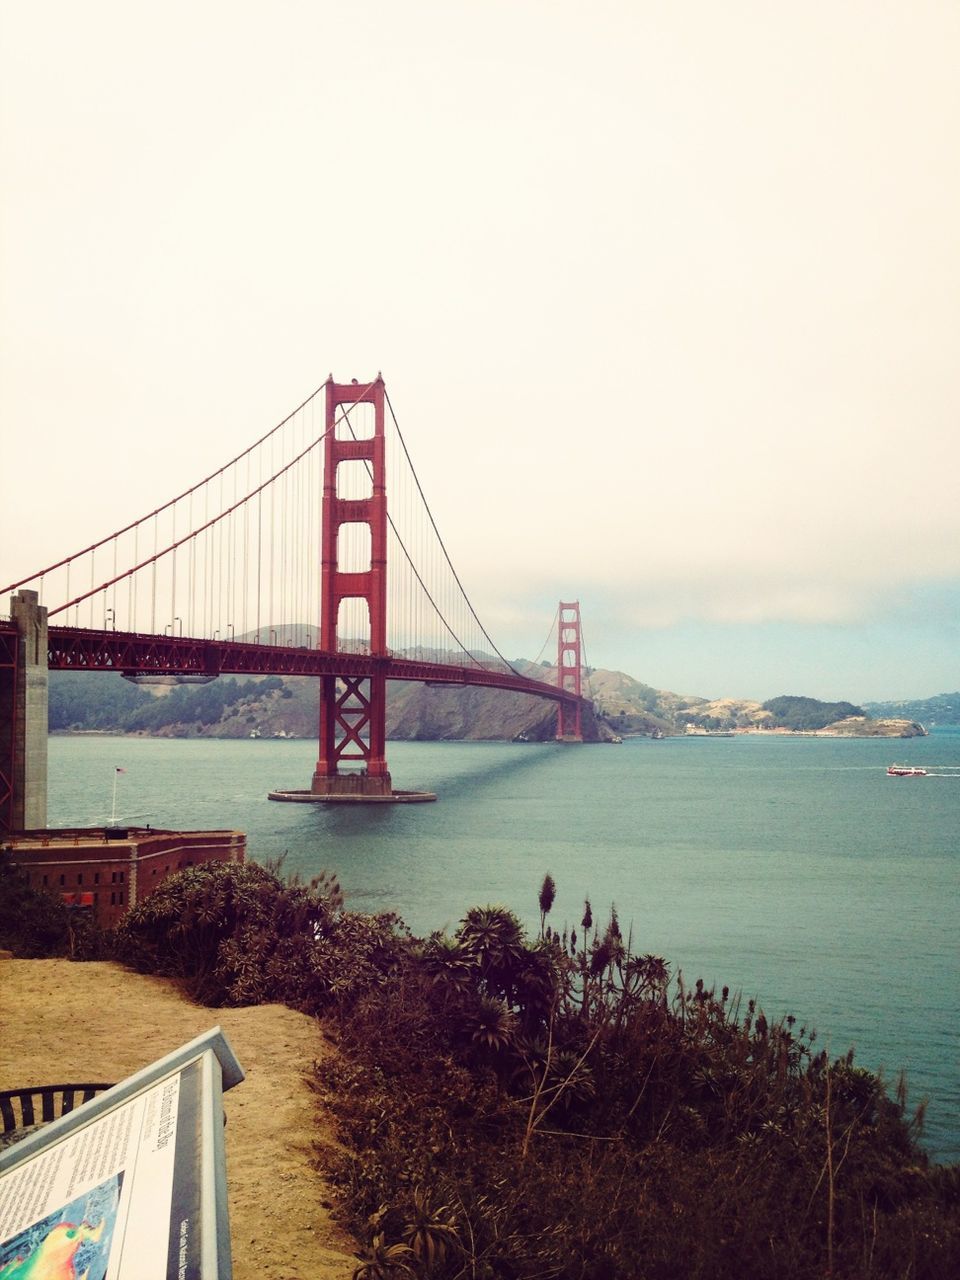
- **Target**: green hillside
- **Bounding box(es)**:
[865,692,959,726]
[761,695,864,731]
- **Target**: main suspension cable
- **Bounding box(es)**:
[49,420,335,618]
[529,603,560,668]
[1,381,328,595]
[579,618,594,703]
[338,402,487,667]
[384,388,524,677]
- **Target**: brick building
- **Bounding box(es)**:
[4,827,245,929]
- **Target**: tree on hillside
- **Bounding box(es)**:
[762,695,864,731]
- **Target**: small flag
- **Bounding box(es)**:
[116,767,127,774]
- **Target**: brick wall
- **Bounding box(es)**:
[6,828,245,930]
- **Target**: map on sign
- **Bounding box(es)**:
[0,1030,243,1280]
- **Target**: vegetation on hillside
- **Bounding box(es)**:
[49,671,290,735]
[50,668,902,740]
[761,695,865,731]
[93,862,960,1278]
[865,692,960,727]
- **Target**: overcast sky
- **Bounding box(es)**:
[2,2,957,702]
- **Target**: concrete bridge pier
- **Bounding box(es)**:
[0,589,48,832]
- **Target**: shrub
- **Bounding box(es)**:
[318,891,960,1280]
[0,851,71,957]
[105,863,960,1277]
[115,859,410,1011]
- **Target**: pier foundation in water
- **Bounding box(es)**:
[268,774,436,804]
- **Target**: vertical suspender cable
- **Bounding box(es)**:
[268,455,275,639]
[171,505,177,630]
[187,492,194,635]
[151,513,158,633]
[242,483,249,640]
[130,530,137,631]
[202,485,209,637]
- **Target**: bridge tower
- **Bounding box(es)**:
[0,590,49,832]
[556,600,584,742]
[310,376,393,798]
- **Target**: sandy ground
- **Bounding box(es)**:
[0,957,359,1280]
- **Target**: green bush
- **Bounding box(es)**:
[318,893,960,1280]
[115,860,409,1010]
[0,851,71,957]
[108,863,960,1277]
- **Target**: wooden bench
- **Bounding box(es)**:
[0,1083,114,1146]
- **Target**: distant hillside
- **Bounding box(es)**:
[387,665,607,742]
[761,695,863,731]
[49,671,317,740]
[865,691,960,727]
[48,663,924,741]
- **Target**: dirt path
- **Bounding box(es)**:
[0,957,359,1280]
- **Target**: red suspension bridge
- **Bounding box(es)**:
[0,376,591,827]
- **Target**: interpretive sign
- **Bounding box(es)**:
[0,1027,243,1280]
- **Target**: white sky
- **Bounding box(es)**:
[2,1,958,701]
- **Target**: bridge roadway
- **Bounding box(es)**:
[45,626,589,714]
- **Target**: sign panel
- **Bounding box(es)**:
[0,1028,243,1280]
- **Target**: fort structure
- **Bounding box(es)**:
[3,826,245,929]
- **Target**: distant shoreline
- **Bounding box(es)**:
[49,726,927,742]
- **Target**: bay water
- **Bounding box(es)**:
[48,728,960,1162]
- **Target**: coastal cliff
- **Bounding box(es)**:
[819,716,926,737]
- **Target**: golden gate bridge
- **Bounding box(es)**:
[0,376,590,827]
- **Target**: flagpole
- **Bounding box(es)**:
[111,769,119,825]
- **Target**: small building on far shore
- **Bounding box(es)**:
[2,827,245,929]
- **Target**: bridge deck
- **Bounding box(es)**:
[41,626,588,710]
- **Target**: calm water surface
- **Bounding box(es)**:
[48,728,960,1161]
